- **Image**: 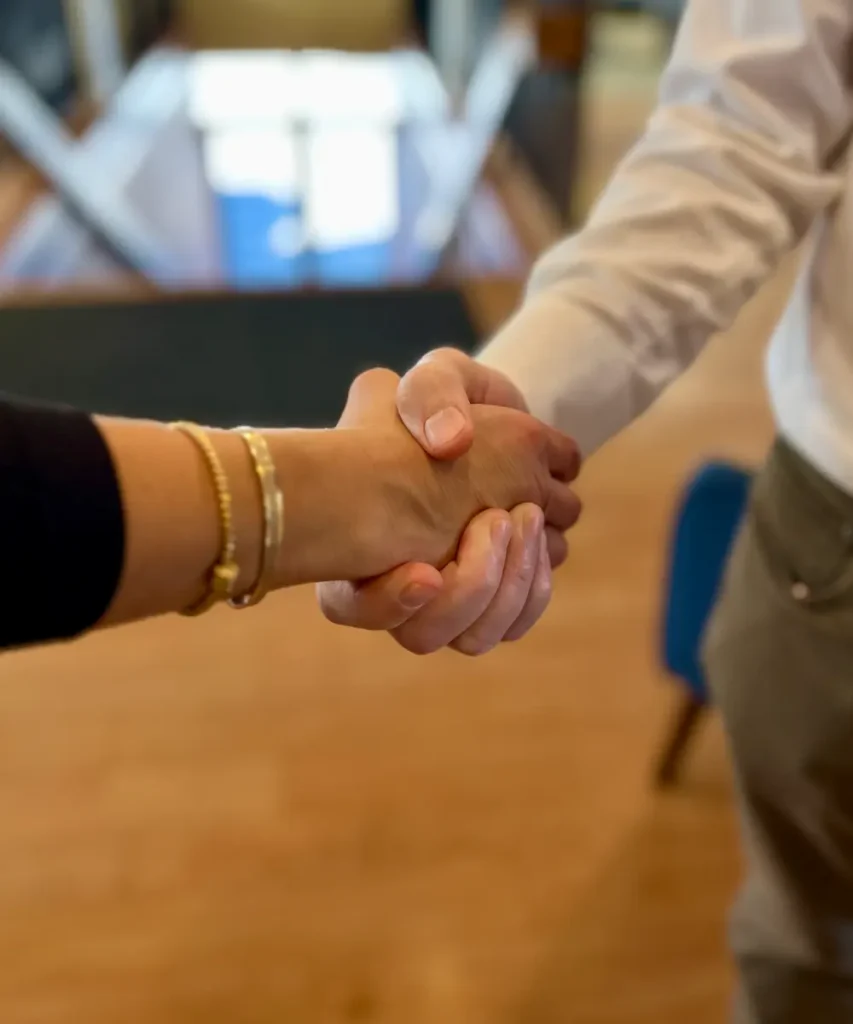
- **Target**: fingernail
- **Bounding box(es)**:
[524,507,544,543]
[401,582,437,610]
[425,408,466,450]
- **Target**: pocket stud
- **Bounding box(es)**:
[791,581,811,602]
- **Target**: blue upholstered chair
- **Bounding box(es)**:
[654,461,754,786]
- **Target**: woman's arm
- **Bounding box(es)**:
[1,370,580,650]
[101,419,388,627]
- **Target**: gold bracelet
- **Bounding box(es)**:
[229,428,284,609]
[171,421,240,616]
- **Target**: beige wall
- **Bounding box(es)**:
[178,0,407,51]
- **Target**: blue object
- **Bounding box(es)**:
[661,461,753,703]
[215,194,307,289]
[213,194,397,290]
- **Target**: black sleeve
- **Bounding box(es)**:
[0,398,125,650]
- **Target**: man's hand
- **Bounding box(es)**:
[318,504,558,656]
[397,347,528,460]
[318,352,581,655]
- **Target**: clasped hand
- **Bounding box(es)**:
[319,356,581,655]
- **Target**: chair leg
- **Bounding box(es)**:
[654,690,708,788]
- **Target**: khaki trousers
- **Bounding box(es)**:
[705,439,853,1022]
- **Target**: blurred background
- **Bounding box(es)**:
[0,1,789,1021]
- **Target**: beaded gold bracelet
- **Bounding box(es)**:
[171,421,240,616]
[229,428,284,609]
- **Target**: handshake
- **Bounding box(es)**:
[283,349,582,656]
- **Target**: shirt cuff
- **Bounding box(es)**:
[477,289,653,457]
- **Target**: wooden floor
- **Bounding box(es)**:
[0,16,791,1024]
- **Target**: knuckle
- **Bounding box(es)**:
[520,414,545,444]
[354,366,397,391]
[404,640,444,657]
[520,559,540,590]
[397,366,436,408]
[555,493,583,532]
[505,608,545,644]
[479,565,506,598]
[501,565,536,603]
[453,633,499,657]
[499,415,536,454]
[316,584,350,626]
[394,628,445,657]
[533,571,553,606]
[422,346,466,367]
[518,539,543,580]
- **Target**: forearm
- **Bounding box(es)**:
[0,400,388,648]
[99,418,259,627]
[482,0,853,455]
[101,420,381,628]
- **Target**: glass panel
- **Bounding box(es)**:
[305,124,400,285]
[203,126,305,286]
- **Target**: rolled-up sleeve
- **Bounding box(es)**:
[480,0,853,455]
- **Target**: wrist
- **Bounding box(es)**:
[264,429,383,587]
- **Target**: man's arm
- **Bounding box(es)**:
[317,0,853,654]
[480,0,853,455]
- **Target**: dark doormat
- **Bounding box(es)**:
[0,287,479,426]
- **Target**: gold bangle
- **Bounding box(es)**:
[229,428,284,609]
[171,421,240,616]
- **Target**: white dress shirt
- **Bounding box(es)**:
[480,0,853,494]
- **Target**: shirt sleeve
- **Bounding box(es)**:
[0,398,125,650]
[480,0,853,456]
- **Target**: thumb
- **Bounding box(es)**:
[317,564,444,632]
[397,349,528,461]
[397,359,475,460]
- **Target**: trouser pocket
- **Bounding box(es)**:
[749,440,853,626]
